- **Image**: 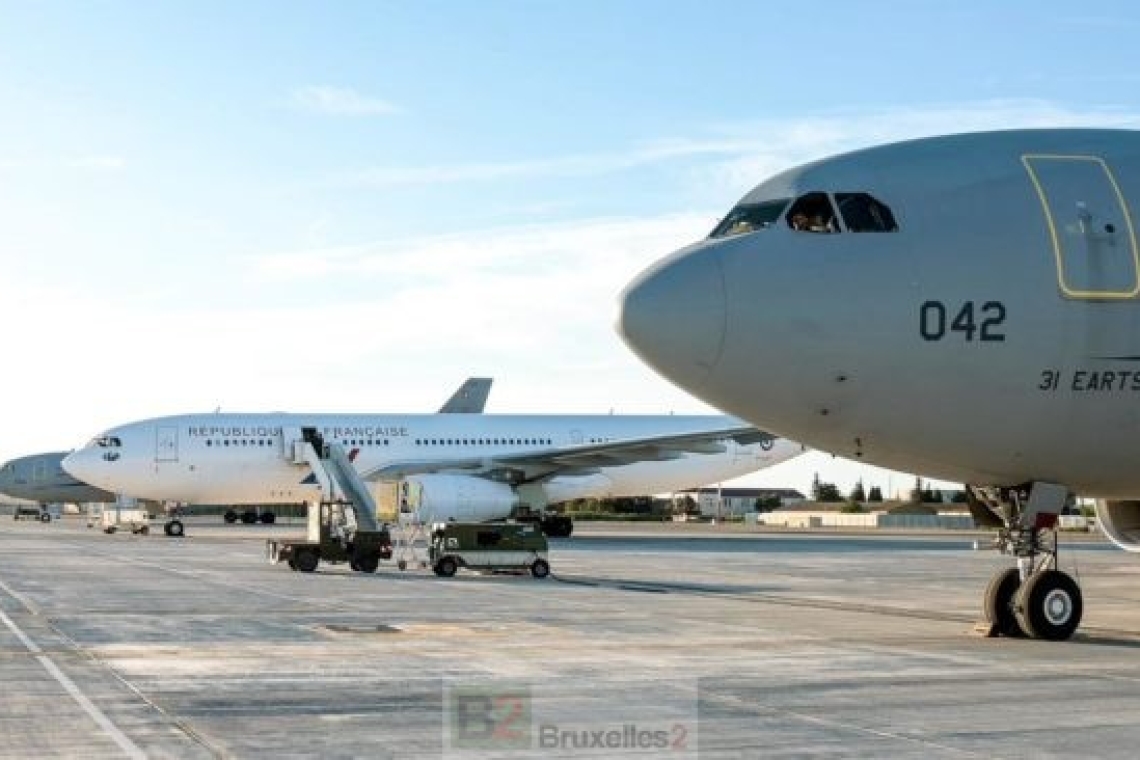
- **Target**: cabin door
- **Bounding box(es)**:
[155,426,179,463]
[1022,154,1140,299]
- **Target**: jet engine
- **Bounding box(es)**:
[1096,500,1140,552]
[400,474,518,523]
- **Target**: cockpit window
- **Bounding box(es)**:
[709,198,791,238]
[89,435,122,448]
[835,192,898,232]
[786,192,839,233]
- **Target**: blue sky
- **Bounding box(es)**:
[3,1,1140,495]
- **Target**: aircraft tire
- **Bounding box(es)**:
[436,556,458,578]
[531,558,550,579]
[165,520,185,538]
[223,510,238,524]
[355,554,379,573]
[983,568,1026,637]
[1015,569,1083,641]
[294,548,320,573]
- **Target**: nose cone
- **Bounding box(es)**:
[618,243,726,388]
[61,450,96,486]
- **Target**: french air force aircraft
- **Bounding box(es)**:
[620,128,1140,641]
[0,377,497,529]
[0,451,114,515]
[62,405,803,539]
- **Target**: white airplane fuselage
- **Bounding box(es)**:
[62,413,799,508]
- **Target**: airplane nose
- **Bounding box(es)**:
[617,243,726,386]
[61,450,92,483]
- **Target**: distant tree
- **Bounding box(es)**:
[867,486,884,502]
[673,495,698,515]
[840,502,865,514]
[909,476,925,504]
[811,472,823,501]
[923,487,940,503]
[816,482,843,502]
[848,479,866,502]
[755,495,782,512]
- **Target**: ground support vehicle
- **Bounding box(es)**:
[428,522,550,578]
[266,501,392,573]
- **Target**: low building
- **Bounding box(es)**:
[680,487,806,517]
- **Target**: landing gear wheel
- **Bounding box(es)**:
[530,558,550,579]
[1015,569,1083,641]
[164,520,184,537]
[355,554,379,573]
[435,556,458,577]
[983,568,1025,638]
[294,548,320,573]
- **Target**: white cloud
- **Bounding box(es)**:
[290,85,400,116]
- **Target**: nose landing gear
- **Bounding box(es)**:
[974,483,1083,641]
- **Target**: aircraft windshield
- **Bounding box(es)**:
[709,199,790,238]
[89,435,122,448]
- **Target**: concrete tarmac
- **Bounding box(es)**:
[2,518,1140,758]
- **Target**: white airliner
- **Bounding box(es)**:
[63,411,803,538]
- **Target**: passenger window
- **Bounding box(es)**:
[835,192,898,232]
[709,198,791,238]
[786,192,839,233]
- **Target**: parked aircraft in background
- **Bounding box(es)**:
[619,128,1140,641]
[63,411,803,539]
[0,451,115,509]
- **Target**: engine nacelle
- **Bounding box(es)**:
[1095,500,1140,552]
[401,474,518,522]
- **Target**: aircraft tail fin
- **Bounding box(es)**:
[438,377,493,414]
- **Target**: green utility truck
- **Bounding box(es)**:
[429,522,550,578]
[267,501,392,573]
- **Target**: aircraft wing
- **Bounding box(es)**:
[438,377,493,414]
[360,424,771,482]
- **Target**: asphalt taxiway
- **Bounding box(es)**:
[2,518,1140,758]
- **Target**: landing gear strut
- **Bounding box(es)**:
[974,484,1083,641]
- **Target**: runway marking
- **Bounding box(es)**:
[0,577,41,615]
[0,608,146,760]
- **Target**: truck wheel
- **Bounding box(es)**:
[137,526,150,536]
[436,556,458,577]
[223,510,238,524]
[259,512,276,524]
[355,554,379,573]
[104,526,117,534]
[164,520,185,537]
[531,559,550,579]
[397,560,407,571]
[39,512,52,523]
[241,510,257,524]
[294,548,319,573]
[287,558,297,570]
